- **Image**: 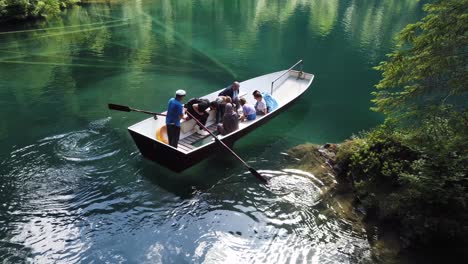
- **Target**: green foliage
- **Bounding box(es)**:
[373,0,468,120]
[336,120,468,246]
[336,0,468,250]
[0,0,79,21]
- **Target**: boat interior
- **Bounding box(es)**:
[128,70,314,153]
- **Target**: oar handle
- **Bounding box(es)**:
[131,108,167,116]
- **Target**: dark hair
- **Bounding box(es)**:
[252,90,262,97]
[209,101,218,109]
[253,91,262,98]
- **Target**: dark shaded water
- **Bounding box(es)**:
[0,0,425,262]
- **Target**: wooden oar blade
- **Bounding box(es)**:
[248,167,268,184]
[108,103,131,112]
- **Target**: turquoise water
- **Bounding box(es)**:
[0,0,425,262]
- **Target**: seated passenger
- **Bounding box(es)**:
[186,98,217,136]
[253,91,267,115]
[253,90,278,114]
[217,103,239,135]
[215,96,232,124]
[239,97,256,121]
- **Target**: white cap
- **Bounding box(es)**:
[175,89,186,96]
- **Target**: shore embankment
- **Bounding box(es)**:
[288,139,468,263]
[287,143,419,263]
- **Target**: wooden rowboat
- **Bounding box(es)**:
[128,60,314,172]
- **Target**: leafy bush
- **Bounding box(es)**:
[336,113,468,246]
[0,0,79,21]
[373,0,468,120]
[335,0,468,250]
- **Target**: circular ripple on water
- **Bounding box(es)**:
[255,169,323,207]
[54,118,120,162]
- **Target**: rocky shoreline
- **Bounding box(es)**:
[287,143,404,263]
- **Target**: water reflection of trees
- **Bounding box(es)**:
[0,0,424,144]
[0,4,123,143]
[308,0,339,37]
[342,0,421,60]
[142,0,420,67]
[0,0,423,93]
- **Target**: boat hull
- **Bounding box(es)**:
[128,89,306,172]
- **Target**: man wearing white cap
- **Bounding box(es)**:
[166,89,186,148]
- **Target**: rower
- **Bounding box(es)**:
[166,90,186,148]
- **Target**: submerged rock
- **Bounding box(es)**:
[287,143,362,224]
[287,143,337,189]
[287,143,403,263]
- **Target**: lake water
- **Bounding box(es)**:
[0,0,425,262]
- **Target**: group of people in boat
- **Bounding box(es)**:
[165,81,278,148]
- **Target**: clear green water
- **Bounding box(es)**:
[0,0,425,262]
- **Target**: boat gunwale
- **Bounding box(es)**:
[128,70,314,155]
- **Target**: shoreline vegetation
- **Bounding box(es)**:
[0,0,80,23]
[288,144,405,263]
[291,0,467,262]
[0,0,120,23]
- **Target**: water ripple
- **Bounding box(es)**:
[170,166,372,264]
[1,122,372,263]
[54,120,120,162]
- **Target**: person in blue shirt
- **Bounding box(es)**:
[166,90,186,148]
[239,97,256,121]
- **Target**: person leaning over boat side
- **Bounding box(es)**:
[217,103,239,135]
[218,81,240,109]
[166,90,186,148]
[239,97,256,121]
[185,98,217,136]
[215,95,232,124]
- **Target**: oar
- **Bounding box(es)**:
[185,111,268,184]
[108,103,166,116]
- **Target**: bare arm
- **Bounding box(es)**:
[192,104,205,115]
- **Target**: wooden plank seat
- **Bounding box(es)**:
[176,94,250,152]
[177,123,218,151]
